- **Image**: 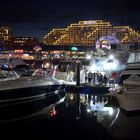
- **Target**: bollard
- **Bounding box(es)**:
[76,60,81,87]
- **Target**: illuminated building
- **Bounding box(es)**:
[112,26,140,44]
[0,36,5,46]
[43,20,140,46]
[43,29,67,45]
[0,26,12,46]
[13,37,39,46]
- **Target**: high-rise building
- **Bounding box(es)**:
[113,26,140,44]
[0,26,12,46]
[43,28,67,45]
[43,20,140,46]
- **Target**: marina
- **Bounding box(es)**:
[0,16,140,139]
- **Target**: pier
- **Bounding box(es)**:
[66,84,110,94]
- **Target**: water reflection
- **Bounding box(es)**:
[0,92,140,140]
[108,108,140,140]
[66,93,140,140]
[66,93,118,125]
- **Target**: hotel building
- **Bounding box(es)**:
[44,28,67,45]
[43,20,140,46]
[112,26,140,44]
[0,26,12,46]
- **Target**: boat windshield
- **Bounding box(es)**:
[32,69,48,77]
[127,52,140,64]
[0,70,19,81]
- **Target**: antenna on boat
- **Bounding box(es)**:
[124,9,127,26]
[52,65,58,78]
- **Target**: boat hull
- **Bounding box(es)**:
[0,84,66,122]
[114,93,140,112]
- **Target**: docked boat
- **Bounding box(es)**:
[0,68,66,122]
[109,50,140,112]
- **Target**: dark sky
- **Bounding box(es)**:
[0,0,140,42]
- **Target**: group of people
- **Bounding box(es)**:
[85,70,108,86]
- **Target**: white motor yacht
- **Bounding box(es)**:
[109,50,140,112]
[0,68,66,122]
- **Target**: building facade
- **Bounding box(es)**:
[12,37,39,47]
[44,29,67,45]
[0,26,12,47]
[43,20,140,46]
[112,26,140,44]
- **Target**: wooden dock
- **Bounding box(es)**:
[66,84,111,94]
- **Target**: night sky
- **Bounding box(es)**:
[0,0,140,42]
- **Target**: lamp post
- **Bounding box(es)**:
[76,60,81,120]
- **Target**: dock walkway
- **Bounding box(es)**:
[65,81,111,94]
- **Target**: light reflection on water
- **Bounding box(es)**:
[66,93,118,125]
[65,93,140,140]
[108,108,140,140]
[0,91,140,140]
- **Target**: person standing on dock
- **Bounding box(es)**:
[112,72,117,87]
[103,74,108,86]
[88,71,92,84]
[85,70,88,83]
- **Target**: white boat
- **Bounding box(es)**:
[0,68,66,122]
[109,50,140,112]
[50,63,76,84]
[0,68,65,91]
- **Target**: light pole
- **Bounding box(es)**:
[76,60,81,120]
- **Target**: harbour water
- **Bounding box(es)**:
[0,91,139,140]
